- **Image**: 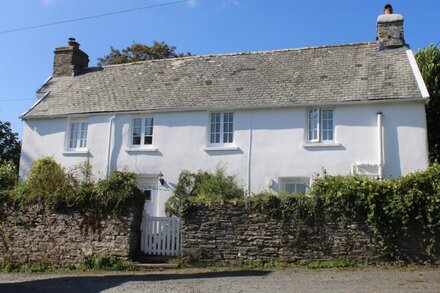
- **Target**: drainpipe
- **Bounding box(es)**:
[106,115,116,177]
[247,111,254,196]
[377,112,384,180]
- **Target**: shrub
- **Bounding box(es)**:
[97,170,144,214]
[309,165,440,258]
[165,168,245,216]
[80,255,133,271]
[24,157,66,202]
[0,161,18,199]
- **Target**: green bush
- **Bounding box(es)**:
[165,169,245,216]
[0,161,18,199]
[0,158,143,218]
[309,165,440,258]
[24,157,66,202]
[80,255,133,271]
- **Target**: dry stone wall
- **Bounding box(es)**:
[0,202,142,267]
[181,205,385,264]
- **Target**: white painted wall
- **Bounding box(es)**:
[19,101,429,216]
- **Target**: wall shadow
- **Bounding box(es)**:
[0,270,270,293]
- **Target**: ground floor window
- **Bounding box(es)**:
[279,177,310,194]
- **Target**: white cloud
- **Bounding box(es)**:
[187,0,196,8]
[40,0,56,5]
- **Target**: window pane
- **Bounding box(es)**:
[296,183,306,194]
[210,113,221,143]
[308,109,319,141]
[144,136,153,145]
[285,183,296,194]
[133,136,141,145]
[69,123,79,149]
[322,110,333,141]
[223,113,233,143]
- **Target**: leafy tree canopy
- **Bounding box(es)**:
[416,45,440,162]
[0,121,21,168]
[97,40,191,66]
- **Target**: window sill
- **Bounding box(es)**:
[302,142,342,148]
[62,149,90,155]
[126,147,158,153]
[203,146,240,152]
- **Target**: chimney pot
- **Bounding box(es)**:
[384,4,393,14]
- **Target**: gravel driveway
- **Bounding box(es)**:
[0,267,438,292]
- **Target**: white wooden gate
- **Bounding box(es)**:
[141,215,181,256]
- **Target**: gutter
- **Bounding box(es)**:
[106,115,116,177]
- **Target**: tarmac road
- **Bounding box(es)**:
[0,267,439,292]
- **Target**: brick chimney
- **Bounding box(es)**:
[53,38,89,77]
[377,4,406,50]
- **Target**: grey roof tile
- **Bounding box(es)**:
[23,42,423,118]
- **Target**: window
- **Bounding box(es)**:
[308,108,333,142]
[68,121,88,150]
[209,112,234,144]
[280,178,309,194]
[132,117,154,147]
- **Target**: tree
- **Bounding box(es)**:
[416,45,440,162]
[0,121,21,169]
[97,40,191,66]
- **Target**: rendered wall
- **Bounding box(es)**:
[19,101,429,216]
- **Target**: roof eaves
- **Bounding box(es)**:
[20,91,51,120]
[22,96,425,120]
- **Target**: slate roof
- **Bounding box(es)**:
[23,42,424,119]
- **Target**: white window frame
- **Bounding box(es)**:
[208,112,234,146]
[279,177,310,194]
[130,116,155,149]
[307,108,334,143]
[66,119,89,151]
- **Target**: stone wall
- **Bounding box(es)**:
[0,202,142,267]
[181,205,395,264]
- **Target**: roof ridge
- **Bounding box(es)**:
[100,41,377,68]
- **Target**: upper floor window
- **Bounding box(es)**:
[132,117,154,147]
[68,120,88,150]
[308,108,334,142]
[210,112,233,144]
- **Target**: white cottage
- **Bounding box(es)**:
[20,11,429,216]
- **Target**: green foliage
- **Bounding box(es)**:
[0,158,143,218]
[80,255,134,271]
[310,165,440,258]
[0,120,21,169]
[97,40,191,66]
[24,157,66,202]
[166,169,245,217]
[416,45,440,162]
[0,161,18,197]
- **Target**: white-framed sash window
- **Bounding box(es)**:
[280,177,310,194]
[308,108,334,143]
[132,117,154,147]
[209,112,234,145]
[68,120,88,150]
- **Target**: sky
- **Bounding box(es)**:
[0,0,439,137]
